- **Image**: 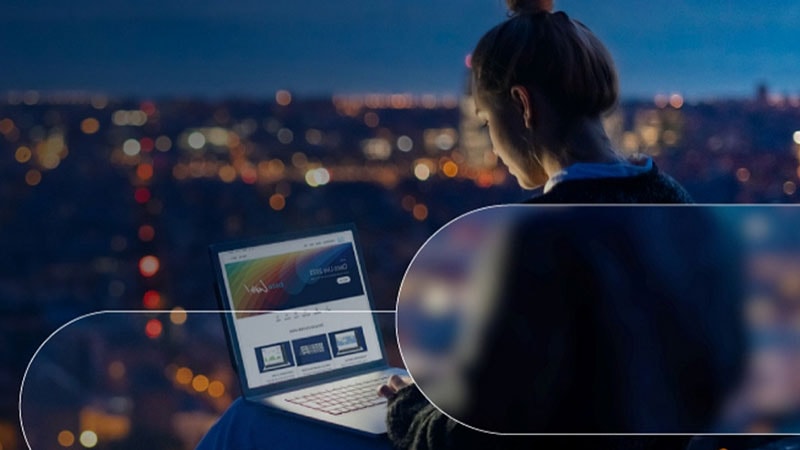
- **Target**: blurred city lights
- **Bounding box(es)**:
[654,94,669,109]
[442,161,459,178]
[140,101,156,116]
[277,128,294,144]
[305,168,331,187]
[669,93,684,109]
[291,152,307,168]
[57,430,75,447]
[138,224,155,242]
[784,181,797,196]
[0,118,15,134]
[155,135,172,151]
[144,319,163,339]
[187,131,206,149]
[207,380,226,398]
[175,367,193,385]
[737,167,751,183]
[414,163,431,181]
[275,90,292,106]
[23,90,40,105]
[192,374,209,392]
[364,112,379,128]
[112,110,147,126]
[435,131,456,151]
[397,135,413,152]
[269,194,286,211]
[25,169,42,186]
[142,290,161,309]
[138,255,160,277]
[139,137,154,152]
[170,307,187,325]
[794,131,800,145]
[218,165,237,183]
[107,361,126,380]
[134,187,151,204]
[90,96,108,109]
[80,118,100,134]
[14,146,31,163]
[122,139,141,156]
[136,163,154,181]
[78,430,97,448]
[362,138,392,160]
[305,128,323,145]
[412,204,428,221]
[464,53,472,69]
[241,165,258,184]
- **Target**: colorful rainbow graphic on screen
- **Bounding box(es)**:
[224,243,363,318]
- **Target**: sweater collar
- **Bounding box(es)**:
[543,156,654,194]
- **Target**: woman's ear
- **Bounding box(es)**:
[510,85,535,129]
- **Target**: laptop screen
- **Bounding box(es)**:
[215,228,385,390]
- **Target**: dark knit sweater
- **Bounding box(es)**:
[524,163,693,204]
[384,167,787,450]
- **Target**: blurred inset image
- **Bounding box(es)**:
[397,206,800,434]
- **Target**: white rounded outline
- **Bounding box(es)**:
[393,203,800,436]
[18,309,398,449]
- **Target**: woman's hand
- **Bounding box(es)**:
[377,374,414,400]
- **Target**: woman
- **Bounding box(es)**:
[378,1,750,449]
[469,0,692,204]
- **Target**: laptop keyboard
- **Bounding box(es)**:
[285,375,388,415]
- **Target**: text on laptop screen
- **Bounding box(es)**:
[218,230,383,389]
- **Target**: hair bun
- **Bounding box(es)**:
[506,0,554,14]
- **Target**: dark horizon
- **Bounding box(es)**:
[1,84,786,105]
[3,0,800,100]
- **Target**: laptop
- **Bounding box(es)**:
[209,224,407,435]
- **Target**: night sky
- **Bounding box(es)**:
[2,0,799,99]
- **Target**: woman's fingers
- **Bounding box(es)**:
[377,383,397,399]
[377,375,414,399]
[388,374,412,391]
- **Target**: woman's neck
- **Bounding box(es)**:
[540,117,622,178]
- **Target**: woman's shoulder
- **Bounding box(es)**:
[524,163,693,204]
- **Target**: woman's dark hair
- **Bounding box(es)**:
[472,0,618,119]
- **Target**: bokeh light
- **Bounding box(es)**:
[15,146,32,163]
[134,187,151,204]
[136,163,154,181]
[414,163,431,181]
[670,93,684,109]
[138,224,155,242]
[25,169,42,186]
[269,194,286,211]
[175,367,193,385]
[412,204,428,221]
[142,290,161,309]
[442,161,459,178]
[138,255,160,277]
[144,318,163,339]
[187,131,206,149]
[80,118,100,135]
[57,430,75,447]
[192,374,209,392]
[207,380,225,398]
[276,90,292,106]
[170,307,187,325]
[122,139,141,156]
[78,430,97,448]
[737,167,751,183]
